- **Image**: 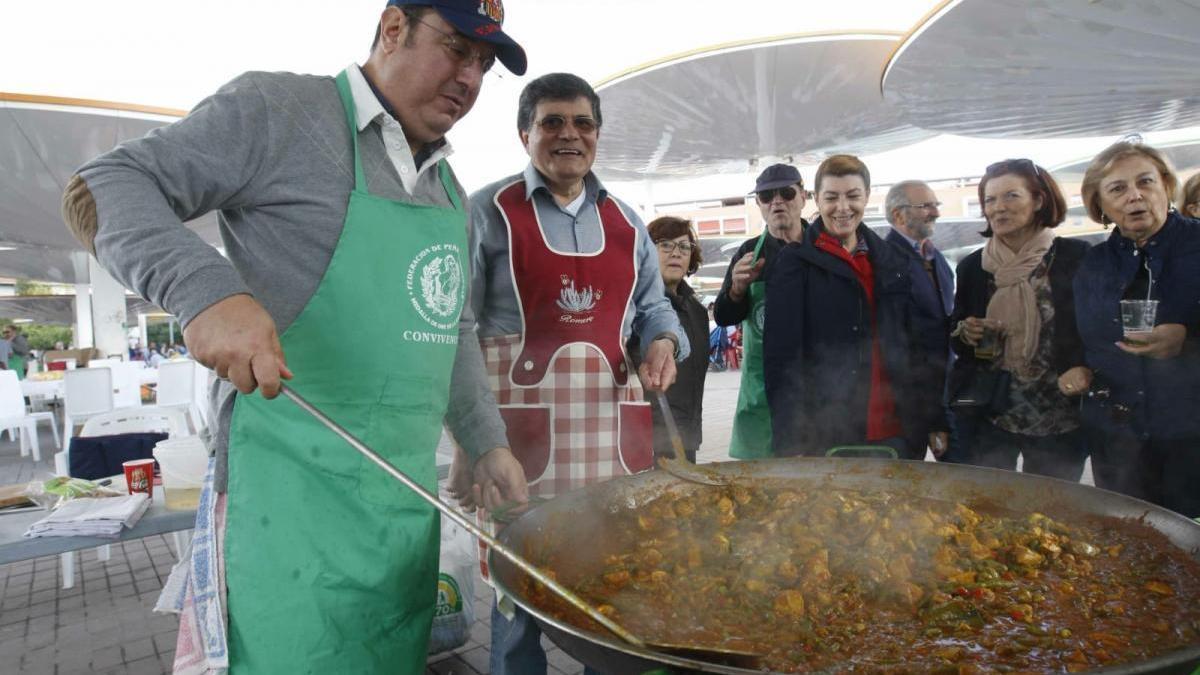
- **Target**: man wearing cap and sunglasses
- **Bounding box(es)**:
[456,72,688,675]
[62,2,528,672]
[714,163,809,459]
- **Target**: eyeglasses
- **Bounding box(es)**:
[415,18,496,74]
[534,114,599,135]
[655,240,695,255]
[900,201,942,211]
[755,186,801,203]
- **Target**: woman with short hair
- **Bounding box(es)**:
[948,159,1090,480]
[764,154,922,458]
[629,216,708,462]
[1074,141,1200,517]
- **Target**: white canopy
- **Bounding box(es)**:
[0,94,220,284]
[882,0,1200,139]
[592,33,936,181]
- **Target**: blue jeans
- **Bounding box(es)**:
[491,600,604,675]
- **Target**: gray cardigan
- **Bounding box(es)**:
[71,69,508,490]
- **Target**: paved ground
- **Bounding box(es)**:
[2,368,1093,673]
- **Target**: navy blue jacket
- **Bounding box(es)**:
[763,220,920,456]
[885,229,954,433]
[949,237,1089,399]
[1074,213,1200,439]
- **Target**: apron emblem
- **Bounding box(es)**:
[557,276,602,324]
[754,302,766,331]
[407,244,464,331]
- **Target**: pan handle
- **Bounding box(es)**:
[277,385,644,648]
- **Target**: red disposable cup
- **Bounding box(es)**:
[123,459,156,500]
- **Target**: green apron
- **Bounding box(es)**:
[728,232,773,459]
[222,70,467,674]
[8,355,25,380]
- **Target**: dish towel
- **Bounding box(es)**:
[23,494,150,538]
[155,457,229,674]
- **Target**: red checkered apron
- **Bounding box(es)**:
[478,180,654,582]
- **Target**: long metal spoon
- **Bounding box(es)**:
[279,385,640,646]
[653,390,729,486]
[280,385,762,667]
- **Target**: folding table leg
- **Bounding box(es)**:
[61,551,76,590]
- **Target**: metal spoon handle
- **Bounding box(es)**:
[279,385,644,648]
[654,390,687,462]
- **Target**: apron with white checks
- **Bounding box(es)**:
[478,181,654,582]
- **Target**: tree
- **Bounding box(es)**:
[14,280,53,296]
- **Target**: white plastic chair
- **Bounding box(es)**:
[0,370,60,462]
[88,361,142,410]
[155,360,203,432]
[56,407,191,589]
[62,368,115,443]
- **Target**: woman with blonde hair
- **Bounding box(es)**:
[1074,141,1200,517]
[1179,172,1200,218]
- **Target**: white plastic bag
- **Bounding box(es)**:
[427,506,476,654]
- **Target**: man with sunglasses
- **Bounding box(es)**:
[456,72,687,675]
[884,180,954,460]
[62,2,528,672]
[715,163,809,459]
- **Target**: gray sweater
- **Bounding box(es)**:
[73,69,508,490]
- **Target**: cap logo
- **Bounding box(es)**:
[478,0,504,23]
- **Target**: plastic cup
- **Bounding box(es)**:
[122,459,155,500]
[974,325,1002,360]
[1120,299,1158,343]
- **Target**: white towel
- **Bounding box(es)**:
[23,494,150,538]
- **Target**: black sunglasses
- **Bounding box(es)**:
[756,186,800,203]
[986,158,1044,182]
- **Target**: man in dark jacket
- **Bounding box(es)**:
[714,163,808,458]
[883,180,954,459]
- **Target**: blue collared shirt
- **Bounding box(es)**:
[889,226,937,261]
[468,164,688,360]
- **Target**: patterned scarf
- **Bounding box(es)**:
[981,227,1055,378]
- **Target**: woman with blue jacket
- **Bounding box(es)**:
[1074,141,1200,518]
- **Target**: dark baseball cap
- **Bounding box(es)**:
[754,163,803,192]
[387,0,527,75]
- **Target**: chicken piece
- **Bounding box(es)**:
[745,578,768,593]
[731,485,752,505]
[1010,545,1045,568]
[673,498,696,518]
[650,570,670,585]
[637,515,658,532]
[711,533,731,555]
[774,589,806,617]
[717,511,737,527]
[955,503,982,529]
[717,496,735,514]
[602,569,631,589]
[777,559,800,581]
[640,548,664,568]
[1144,580,1175,597]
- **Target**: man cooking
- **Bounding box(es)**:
[61,2,527,672]
[450,71,688,675]
[714,163,809,458]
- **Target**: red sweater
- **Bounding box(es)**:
[814,232,902,441]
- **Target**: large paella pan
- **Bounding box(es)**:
[489,458,1200,674]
